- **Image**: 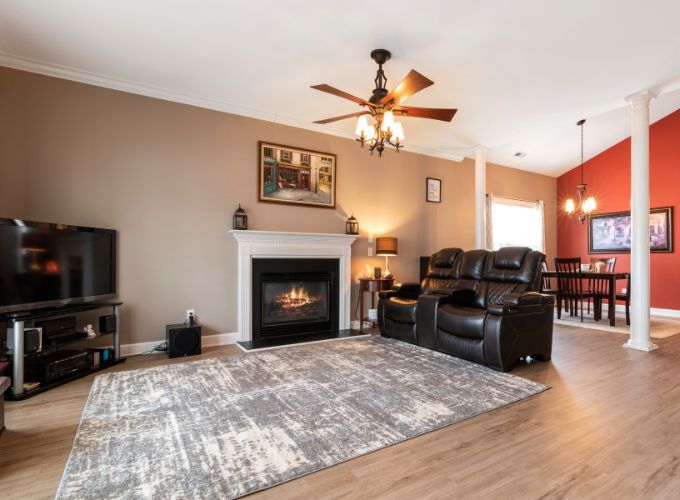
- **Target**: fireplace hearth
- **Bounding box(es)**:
[252,258,339,340]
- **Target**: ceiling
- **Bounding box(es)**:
[1,0,680,176]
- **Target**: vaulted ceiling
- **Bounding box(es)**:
[1,0,679,176]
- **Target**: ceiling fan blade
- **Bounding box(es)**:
[393,105,457,122]
[314,111,370,124]
[311,84,375,107]
[380,70,434,105]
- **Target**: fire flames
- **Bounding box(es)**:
[279,287,312,309]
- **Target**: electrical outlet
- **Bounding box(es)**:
[185,309,195,322]
[368,308,378,321]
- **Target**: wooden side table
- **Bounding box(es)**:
[358,278,395,333]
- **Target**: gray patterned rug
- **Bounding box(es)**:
[57,337,548,499]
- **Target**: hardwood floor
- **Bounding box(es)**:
[1,325,680,499]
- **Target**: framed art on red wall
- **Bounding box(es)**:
[588,206,674,254]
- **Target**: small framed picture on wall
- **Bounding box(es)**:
[426,177,441,203]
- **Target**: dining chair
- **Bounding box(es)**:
[554,257,596,322]
[595,274,631,325]
[540,261,564,313]
[587,257,617,316]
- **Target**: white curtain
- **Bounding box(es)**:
[486,194,545,252]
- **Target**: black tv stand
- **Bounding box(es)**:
[2,301,125,399]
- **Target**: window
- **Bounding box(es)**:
[487,195,545,252]
[280,150,292,162]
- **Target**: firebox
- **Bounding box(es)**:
[252,258,339,340]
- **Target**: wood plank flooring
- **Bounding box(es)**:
[1,325,680,499]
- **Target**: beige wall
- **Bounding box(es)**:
[0,69,28,215]
[0,67,555,344]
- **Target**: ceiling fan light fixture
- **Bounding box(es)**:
[381,110,395,132]
[311,49,456,158]
[355,115,369,137]
[365,124,377,141]
[392,122,405,143]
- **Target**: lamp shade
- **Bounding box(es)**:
[376,237,398,256]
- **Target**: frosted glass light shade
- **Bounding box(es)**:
[584,197,597,213]
[380,111,395,132]
[392,122,405,142]
[355,115,369,136]
[366,124,377,141]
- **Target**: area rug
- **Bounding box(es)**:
[554,311,680,339]
[57,337,548,499]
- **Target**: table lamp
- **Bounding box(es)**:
[376,237,398,279]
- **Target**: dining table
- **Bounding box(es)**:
[542,270,630,327]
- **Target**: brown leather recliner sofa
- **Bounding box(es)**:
[378,246,554,371]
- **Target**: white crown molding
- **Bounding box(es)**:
[0,52,464,162]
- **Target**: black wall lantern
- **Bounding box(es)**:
[346,215,359,235]
[233,204,248,230]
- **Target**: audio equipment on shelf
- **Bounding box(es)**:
[24,350,93,384]
[99,314,117,334]
[166,323,201,358]
[6,327,42,353]
[34,316,88,344]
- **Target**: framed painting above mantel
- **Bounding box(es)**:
[588,206,674,254]
[258,141,336,209]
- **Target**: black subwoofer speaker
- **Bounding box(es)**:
[99,315,117,334]
[166,324,201,358]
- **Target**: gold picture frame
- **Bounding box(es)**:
[258,142,336,209]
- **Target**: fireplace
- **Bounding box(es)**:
[252,258,339,340]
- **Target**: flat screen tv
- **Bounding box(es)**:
[0,219,116,313]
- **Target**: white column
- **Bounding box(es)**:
[474,148,487,249]
[624,91,657,351]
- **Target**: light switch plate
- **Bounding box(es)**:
[368,247,374,257]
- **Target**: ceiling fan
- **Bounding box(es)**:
[311,49,457,157]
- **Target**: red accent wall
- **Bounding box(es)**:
[556,108,680,310]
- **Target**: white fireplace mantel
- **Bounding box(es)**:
[230,230,358,341]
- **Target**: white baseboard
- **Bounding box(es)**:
[202,332,240,347]
[120,332,239,357]
[650,307,680,319]
[598,303,680,319]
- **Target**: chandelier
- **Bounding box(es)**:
[565,119,596,223]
